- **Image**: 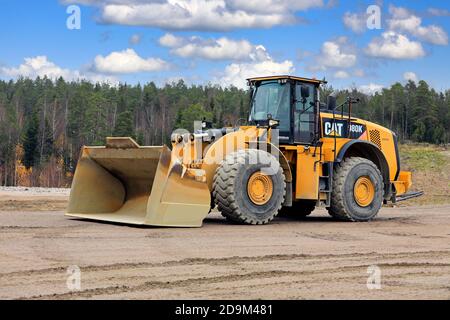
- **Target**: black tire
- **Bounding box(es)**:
[327,157,384,221]
[279,200,316,218]
[327,208,341,220]
[213,149,286,225]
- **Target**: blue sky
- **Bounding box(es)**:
[1,0,449,93]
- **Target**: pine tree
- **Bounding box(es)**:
[22,111,39,169]
[41,118,54,162]
[175,103,213,132]
[114,110,134,137]
[415,81,439,142]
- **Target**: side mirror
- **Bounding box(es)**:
[327,95,337,111]
[300,85,310,99]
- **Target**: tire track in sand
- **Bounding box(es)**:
[2,250,450,279]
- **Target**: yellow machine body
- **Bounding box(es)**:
[66,75,414,227]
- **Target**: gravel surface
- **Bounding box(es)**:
[0,190,449,300]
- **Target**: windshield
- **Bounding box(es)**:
[249,81,290,132]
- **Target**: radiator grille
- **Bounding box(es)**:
[369,130,382,149]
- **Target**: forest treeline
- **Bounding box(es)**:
[0,77,449,187]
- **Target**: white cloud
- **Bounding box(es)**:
[228,0,324,13]
[358,83,384,95]
[64,0,325,31]
[100,1,289,31]
[159,33,261,61]
[403,71,418,82]
[315,38,357,70]
[343,12,367,33]
[1,56,75,79]
[427,8,450,17]
[0,55,117,83]
[388,5,448,45]
[365,31,425,59]
[159,33,185,48]
[333,70,349,79]
[129,34,142,45]
[388,5,411,19]
[1,51,169,82]
[217,45,294,88]
[94,49,170,74]
[333,69,364,79]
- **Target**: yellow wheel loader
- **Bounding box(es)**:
[66,75,422,227]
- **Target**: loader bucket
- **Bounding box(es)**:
[66,137,210,227]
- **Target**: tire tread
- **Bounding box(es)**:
[328,157,383,222]
[213,149,286,225]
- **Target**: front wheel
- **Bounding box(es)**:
[328,157,384,221]
[213,149,286,225]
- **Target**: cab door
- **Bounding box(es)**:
[294,82,316,144]
[293,82,320,200]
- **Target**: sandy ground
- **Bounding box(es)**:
[0,189,449,300]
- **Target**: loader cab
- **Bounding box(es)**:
[248,76,324,145]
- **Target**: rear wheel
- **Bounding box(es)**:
[279,200,316,218]
[327,157,383,221]
[213,149,286,225]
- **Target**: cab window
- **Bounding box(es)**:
[294,83,316,144]
[249,81,290,133]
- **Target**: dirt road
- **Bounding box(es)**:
[0,190,449,299]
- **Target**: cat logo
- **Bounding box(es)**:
[324,122,344,137]
[323,119,366,138]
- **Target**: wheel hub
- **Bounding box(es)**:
[247,172,273,205]
[353,176,375,207]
